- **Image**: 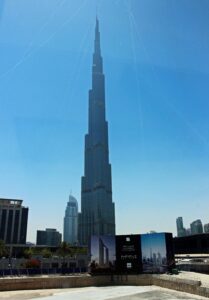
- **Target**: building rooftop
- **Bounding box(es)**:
[0,198,23,206]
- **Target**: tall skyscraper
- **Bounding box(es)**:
[78,18,115,245]
[204,223,209,233]
[63,195,78,244]
[176,217,186,237]
[0,198,28,244]
[190,219,203,235]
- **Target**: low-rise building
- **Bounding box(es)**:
[36,229,61,247]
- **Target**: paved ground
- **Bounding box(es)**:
[0,286,208,300]
[164,271,209,288]
[1,272,209,300]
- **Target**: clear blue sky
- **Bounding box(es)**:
[0,0,209,242]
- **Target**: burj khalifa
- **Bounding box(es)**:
[78,18,115,245]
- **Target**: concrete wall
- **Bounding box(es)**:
[152,275,209,298]
[0,274,209,298]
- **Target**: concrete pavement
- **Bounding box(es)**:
[0,286,207,300]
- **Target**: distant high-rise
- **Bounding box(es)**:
[63,195,78,244]
[204,223,209,233]
[78,18,115,245]
[0,198,28,244]
[186,228,191,236]
[176,217,186,237]
[190,219,203,235]
[36,228,61,246]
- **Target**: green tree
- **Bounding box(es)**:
[70,246,87,256]
[57,241,71,258]
[0,240,8,258]
[23,248,34,259]
[41,248,52,258]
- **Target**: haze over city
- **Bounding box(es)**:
[0,0,209,242]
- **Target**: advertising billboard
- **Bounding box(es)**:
[165,232,175,270]
[141,233,168,273]
[90,235,116,274]
[90,232,174,274]
[116,235,142,273]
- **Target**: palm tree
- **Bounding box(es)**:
[57,242,71,271]
[57,241,71,258]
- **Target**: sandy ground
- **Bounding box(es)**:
[0,272,209,299]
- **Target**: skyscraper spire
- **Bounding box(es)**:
[78,18,115,245]
[94,17,100,54]
[93,17,102,74]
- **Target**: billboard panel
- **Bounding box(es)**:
[141,233,167,273]
[89,232,175,274]
[116,235,142,273]
[165,232,175,271]
[90,235,115,273]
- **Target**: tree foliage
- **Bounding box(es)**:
[0,240,8,258]
[23,248,34,259]
[41,248,52,258]
[57,241,71,257]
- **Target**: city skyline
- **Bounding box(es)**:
[1,0,209,242]
[141,233,166,260]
